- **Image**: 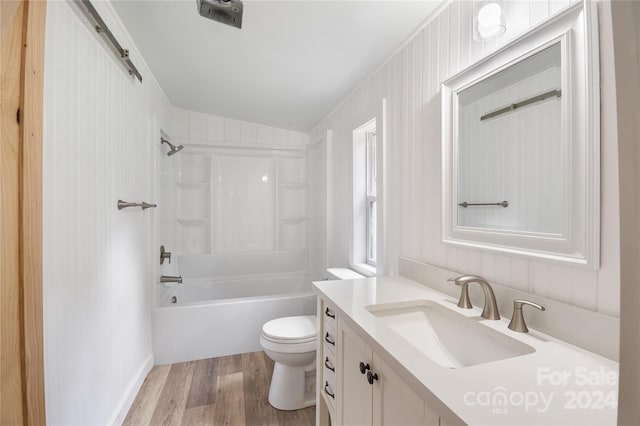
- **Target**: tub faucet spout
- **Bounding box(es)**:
[160,275,182,284]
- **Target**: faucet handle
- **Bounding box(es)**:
[508,299,545,333]
[160,245,172,265]
[448,275,473,309]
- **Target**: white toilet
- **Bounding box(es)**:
[260,315,317,410]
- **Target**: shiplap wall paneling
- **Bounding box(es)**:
[311,0,619,317]
[307,139,327,280]
[43,1,172,424]
[171,107,309,148]
[458,67,563,233]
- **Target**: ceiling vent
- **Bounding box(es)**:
[197,0,243,29]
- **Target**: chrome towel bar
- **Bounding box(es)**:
[458,201,509,208]
[117,200,157,210]
[480,89,561,121]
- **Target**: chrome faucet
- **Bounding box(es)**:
[160,275,182,284]
[447,275,500,320]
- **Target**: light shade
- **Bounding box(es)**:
[473,0,506,41]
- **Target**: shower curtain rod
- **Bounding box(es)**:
[78,0,143,83]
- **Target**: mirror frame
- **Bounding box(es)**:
[441,1,600,269]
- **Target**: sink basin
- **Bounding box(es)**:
[366,301,535,369]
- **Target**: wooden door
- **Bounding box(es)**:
[0,0,46,424]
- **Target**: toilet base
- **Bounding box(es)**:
[268,362,316,410]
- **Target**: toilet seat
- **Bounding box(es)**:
[260,315,317,354]
[261,334,315,344]
[260,335,317,354]
[262,315,316,343]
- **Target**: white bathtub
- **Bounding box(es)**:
[152,274,317,365]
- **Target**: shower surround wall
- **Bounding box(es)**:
[42,1,172,425]
[311,0,620,319]
[159,108,308,265]
[154,108,314,363]
[159,107,309,272]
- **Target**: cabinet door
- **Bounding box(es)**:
[371,355,439,426]
[339,322,373,426]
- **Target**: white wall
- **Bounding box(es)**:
[42,1,172,424]
[307,139,327,281]
[169,107,309,148]
[311,0,620,317]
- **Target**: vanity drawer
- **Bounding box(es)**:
[323,305,337,331]
[322,302,338,357]
[320,356,337,419]
[323,353,336,382]
[322,372,337,412]
[323,328,337,356]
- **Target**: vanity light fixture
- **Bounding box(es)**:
[473,0,506,41]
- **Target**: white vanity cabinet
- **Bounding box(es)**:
[314,277,619,426]
[339,321,439,426]
[317,295,440,426]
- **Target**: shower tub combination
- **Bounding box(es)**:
[154,142,318,364]
[152,273,316,365]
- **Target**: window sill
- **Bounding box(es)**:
[326,267,365,280]
[351,263,377,277]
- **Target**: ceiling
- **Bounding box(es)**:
[112,0,443,132]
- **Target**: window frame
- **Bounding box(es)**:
[365,129,377,266]
[352,118,378,275]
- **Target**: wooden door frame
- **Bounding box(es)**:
[1,0,47,424]
[21,0,46,423]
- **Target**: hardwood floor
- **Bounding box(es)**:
[124,352,316,426]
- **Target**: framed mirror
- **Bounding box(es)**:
[442,1,600,268]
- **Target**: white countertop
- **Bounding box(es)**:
[313,276,618,425]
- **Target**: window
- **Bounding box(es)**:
[353,118,377,275]
[365,130,377,265]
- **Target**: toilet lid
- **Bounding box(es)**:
[262,315,317,342]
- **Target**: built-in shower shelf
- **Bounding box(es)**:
[177,181,210,188]
[279,182,306,188]
[177,218,210,225]
[280,216,306,222]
